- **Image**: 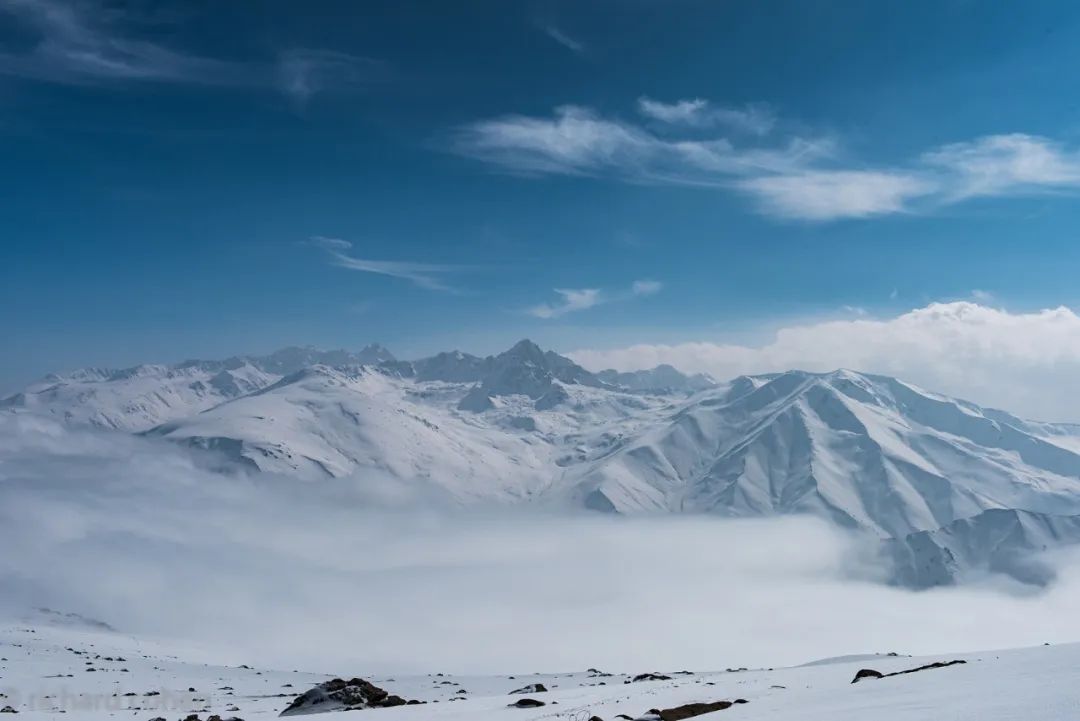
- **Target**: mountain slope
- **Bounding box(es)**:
[0,360,280,432]
[7,621,1080,721]
[567,370,1080,538]
[0,346,395,432]
[886,508,1080,588]
[150,365,561,498]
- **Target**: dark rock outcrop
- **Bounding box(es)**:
[653,700,748,720]
[631,672,672,682]
[509,683,548,694]
[851,668,885,683]
[279,677,411,716]
[851,659,966,684]
[508,698,546,708]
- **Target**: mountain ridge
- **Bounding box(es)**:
[7,340,1080,587]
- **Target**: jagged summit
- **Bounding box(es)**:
[502,338,545,360]
[476,339,603,397]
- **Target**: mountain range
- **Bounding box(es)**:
[6,339,1080,587]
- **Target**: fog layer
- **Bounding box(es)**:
[2,414,1079,674]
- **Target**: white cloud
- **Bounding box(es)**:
[738,170,936,220]
[638,97,709,124]
[528,288,602,318]
[311,236,466,292]
[528,280,663,319]
[453,105,828,184]
[569,301,1080,421]
[638,96,776,135]
[454,100,1080,221]
[923,134,1080,201]
[453,105,662,177]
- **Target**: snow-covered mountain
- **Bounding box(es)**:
[0,345,396,432]
[0,359,280,431]
[886,508,1080,588]
[7,340,1080,586]
[567,369,1080,538]
[596,364,717,393]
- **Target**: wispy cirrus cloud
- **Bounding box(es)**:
[750,134,1080,219]
[528,288,601,319]
[631,279,663,296]
[311,236,467,292]
[527,279,662,319]
[0,0,381,104]
[452,98,1080,221]
[637,96,776,136]
[737,170,936,220]
[276,48,384,106]
[452,104,831,183]
[921,133,1080,201]
[538,23,585,54]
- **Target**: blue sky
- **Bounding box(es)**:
[5,0,1080,389]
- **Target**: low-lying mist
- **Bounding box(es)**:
[3,413,1080,675]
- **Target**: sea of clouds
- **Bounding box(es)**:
[4,412,1080,675]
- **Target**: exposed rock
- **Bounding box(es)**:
[534,383,570,410]
[508,698,546,708]
[852,659,966,684]
[631,673,672,682]
[509,683,548,694]
[457,386,495,412]
[654,700,748,720]
[279,677,411,715]
[851,669,885,683]
[0,708,16,714]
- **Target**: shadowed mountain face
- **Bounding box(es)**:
[7,341,1080,587]
[885,508,1080,588]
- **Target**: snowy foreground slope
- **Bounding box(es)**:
[2,621,1078,720]
[8,340,1080,585]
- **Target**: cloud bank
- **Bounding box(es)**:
[570,301,1080,422]
[5,414,1080,675]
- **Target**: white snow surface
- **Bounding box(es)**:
[1,622,1078,720]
